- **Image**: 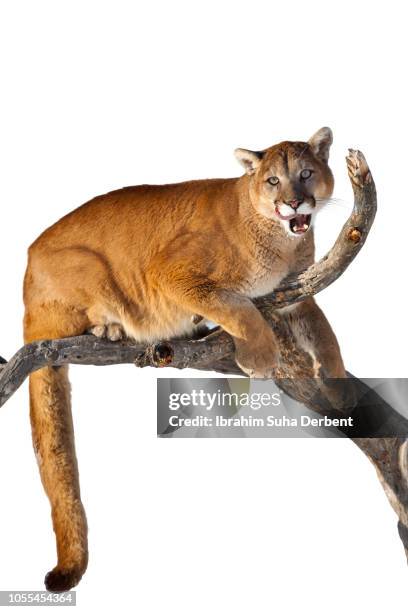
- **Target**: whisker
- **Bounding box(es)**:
[315,197,349,203]
[315,197,352,210]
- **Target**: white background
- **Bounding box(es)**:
[0,1,407,610]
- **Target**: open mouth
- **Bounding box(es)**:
[289,214,312,235]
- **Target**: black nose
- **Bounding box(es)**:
[286,198,304,210]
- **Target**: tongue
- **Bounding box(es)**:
[292,214,309,234]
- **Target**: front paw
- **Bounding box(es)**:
[234,338,278,379]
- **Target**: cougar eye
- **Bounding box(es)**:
[267,176,280,186]
[300,169,313,180]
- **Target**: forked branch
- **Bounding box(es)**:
[2,150,408,566]
[0,150,376,405]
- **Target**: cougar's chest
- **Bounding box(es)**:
[243,228,315,299]
[243,266,288,298]
[242,251,293,298]
[241,238,303,299]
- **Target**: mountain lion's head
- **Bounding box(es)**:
[235,127,334,236]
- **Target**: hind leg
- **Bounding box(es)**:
[283,298,346,378]
[283,299,357,411]
[88,322,125,341]
[25,304,89,591]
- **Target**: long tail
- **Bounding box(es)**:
[29,364,88,591]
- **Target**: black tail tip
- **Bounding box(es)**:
[0,356,7,365]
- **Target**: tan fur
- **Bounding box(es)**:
[23,128,345,590]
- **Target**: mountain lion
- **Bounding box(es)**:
[23,127,345,590]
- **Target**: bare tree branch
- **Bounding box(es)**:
[2,149,407,565]
[0,150,377,405]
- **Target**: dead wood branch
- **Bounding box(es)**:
[2,150,408,564]
[0,150,376,405]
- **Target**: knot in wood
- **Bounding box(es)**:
[347,227,362,243]
[152,342,174,367]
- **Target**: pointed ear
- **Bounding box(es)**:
[234,148,264,175]
[308,127,333,162]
